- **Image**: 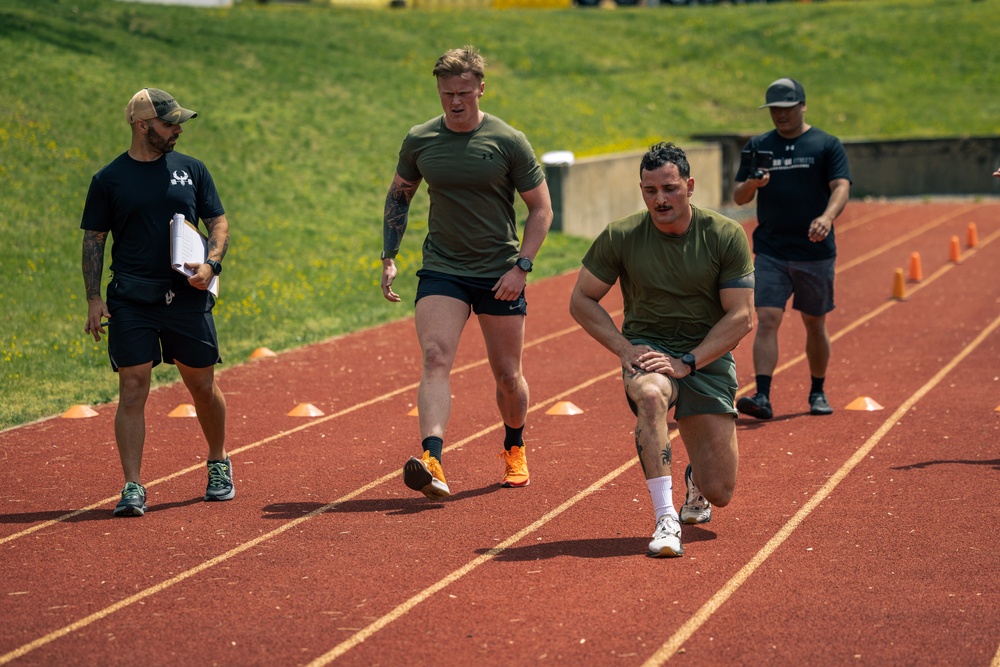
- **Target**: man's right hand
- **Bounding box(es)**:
[381,259,401,303]
[85,297,110,341]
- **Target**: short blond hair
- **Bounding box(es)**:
[432,46,486,80]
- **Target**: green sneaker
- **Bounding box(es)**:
[113,481,147,517]
[205,458,236,501]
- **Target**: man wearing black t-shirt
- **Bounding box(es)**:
[81,88,233,516]
[733,78,851,420]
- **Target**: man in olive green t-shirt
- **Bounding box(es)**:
[570,143,755,558]
[379,46,553,500]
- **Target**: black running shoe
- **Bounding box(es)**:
[113,482,147,517]
[736,393,773,420]
[809,392,834,415]
[205,458,236,501]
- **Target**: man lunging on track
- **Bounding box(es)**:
[570,143,755,557]
[379,46,553,498]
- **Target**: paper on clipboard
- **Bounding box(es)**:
[170,213,219,297]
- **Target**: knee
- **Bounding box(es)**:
[493,366,524,396]
[700,475,735,508]
[421,343,451,373]
[118,377,149,410]
[634,383,670,419]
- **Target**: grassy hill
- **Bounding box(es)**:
[1,0,998,428]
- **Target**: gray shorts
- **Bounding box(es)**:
[754,253,835,316]
[623,339,738,420]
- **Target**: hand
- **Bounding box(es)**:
[635,349,689,378]
[993,167,1000,178]
[491,267,528,302]
[808,215,833,242]
[381,260,401,303]
[185,262,215,291]
[620,343,655,376]
[84,298,110,342]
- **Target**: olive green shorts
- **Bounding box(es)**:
[623,339,738,420]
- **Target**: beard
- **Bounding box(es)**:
[145,129,176,154]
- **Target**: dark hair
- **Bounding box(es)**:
[640,142,690,178]
[433,46,486,81]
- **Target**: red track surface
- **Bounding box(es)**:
[2,202,999,667]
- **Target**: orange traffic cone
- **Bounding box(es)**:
[891,268,906,300]
[949,236,961,263]
[846,396,884,411]
[250,347,277,359]
[288,403,324,417]
[546,401,584,416]
[62,405,99,419]
[967,222,979,248]
[908,252,923,282]
[168,403,197,417]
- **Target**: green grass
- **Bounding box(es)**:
[2,0,999,429]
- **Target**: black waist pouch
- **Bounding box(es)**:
[109,272,180,305]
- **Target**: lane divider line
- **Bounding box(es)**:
[0,320,608,547]
[642,310,1000,666]
[5,220,999,660]
[836,204,980,273]
[0,370,619,665]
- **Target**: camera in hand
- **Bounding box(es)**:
[741,149,774,180]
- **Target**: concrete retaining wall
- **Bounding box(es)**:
[550,135,1000,239]
[545,144,722,238]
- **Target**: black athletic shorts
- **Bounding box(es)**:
[415,269,527,316]
[105,280,221,371]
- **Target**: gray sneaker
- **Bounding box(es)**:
[114,481,147,517]
[205,458,236,501]
[679,464,712,525]
[648,514,683,557]
[809,392,834,415]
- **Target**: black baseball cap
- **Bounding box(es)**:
[760,78,806,108]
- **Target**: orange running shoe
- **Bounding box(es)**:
[403,451,450,499]
[500,445,530,488]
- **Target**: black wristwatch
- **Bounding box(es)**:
[205,259,222,276]
[515,257,533,273]
[681,353,697,375]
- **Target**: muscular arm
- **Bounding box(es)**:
[204,214,230,263]
[491,181,555,300]
[380,172,421,302]
[82,230,108,300]
[82,230,111,340]
[515,182,554,263]
[569,268,639,366]
[383,172,420,259]
[186,214,230,291]
[809,177,851,242]
[732,172,769,206]
[687,285,755,370]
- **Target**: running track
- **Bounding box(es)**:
[1,201,998,666]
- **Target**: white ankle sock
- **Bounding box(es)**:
[646,476,676,520]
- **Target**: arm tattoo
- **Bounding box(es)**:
[82,230,108,299]
[383,181,415,255]
[204,216,229,261]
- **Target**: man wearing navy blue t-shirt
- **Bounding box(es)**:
[733,78,851,420]
[81,88,234,516]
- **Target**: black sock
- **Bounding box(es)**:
[422,436,443,462]
[755,375,772,397]
[810,376,825,396]
[503,424,524,452]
